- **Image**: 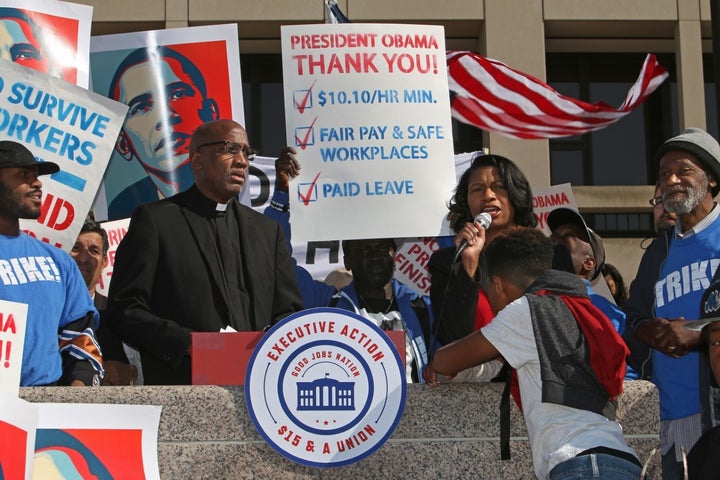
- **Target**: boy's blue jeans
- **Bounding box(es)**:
[549,450,642,480]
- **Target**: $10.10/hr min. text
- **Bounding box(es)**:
[317,89,435,106]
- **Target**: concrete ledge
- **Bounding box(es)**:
[20,381,660,479]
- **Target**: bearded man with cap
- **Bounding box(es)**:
[624,127,720,480]
[0,141,102,386]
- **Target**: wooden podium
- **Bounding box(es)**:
[191,330,406,386]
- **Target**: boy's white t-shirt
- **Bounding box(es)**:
[481,297,637,480]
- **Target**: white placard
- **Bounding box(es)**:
[0,58,128,251]
[282,24,456,242]
[95,217,130,297]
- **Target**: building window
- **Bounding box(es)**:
[588,212,654,238]
[451,119,485,154]
[547,53,676,188]
[241,54,286,157]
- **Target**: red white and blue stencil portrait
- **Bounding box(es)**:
[245,307,406,467]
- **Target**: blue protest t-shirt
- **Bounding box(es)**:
[0,233,97,386]
[653,219,720,420]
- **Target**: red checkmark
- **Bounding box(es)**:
[294,80,316,114]
[298,172,321,206]
[295,116,318,150]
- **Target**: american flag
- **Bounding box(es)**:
[324,1,669,140]
[448,51,668,139]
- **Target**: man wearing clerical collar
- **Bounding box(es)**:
[106,119,303,385]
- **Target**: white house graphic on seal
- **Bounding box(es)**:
[297,373,355,410]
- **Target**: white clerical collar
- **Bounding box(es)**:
[215,203,228,212]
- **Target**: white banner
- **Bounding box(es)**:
[2,59,128,251]
[281,24,456,242]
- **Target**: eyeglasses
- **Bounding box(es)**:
[649,196,663,207]
[197,141,257,160]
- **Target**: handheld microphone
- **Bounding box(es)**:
[452,212,493,263]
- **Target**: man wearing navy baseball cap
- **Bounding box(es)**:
[547,207,635,380]
[0,140,103,386]
[547,207,605,280]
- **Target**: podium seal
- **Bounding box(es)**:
[245,307,406,467]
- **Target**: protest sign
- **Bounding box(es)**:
[35,403,162,479]
[95,218,129,297]
[0,0,92,87]
[281,24,456,242]
[0,58,128,251]
[90,24,245,221]
[0,299,27,396]
[392,237,443,296]
[533,183,577,235]
[0,392,37,480]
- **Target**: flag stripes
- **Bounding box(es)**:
[447,51,668,139]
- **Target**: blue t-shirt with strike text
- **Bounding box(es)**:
[653,219,720,420]
[0,233,97,386]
